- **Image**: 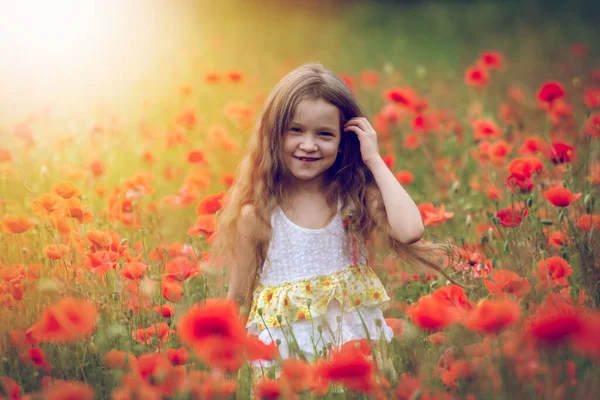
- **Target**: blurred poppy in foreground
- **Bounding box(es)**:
[28,297,98,343]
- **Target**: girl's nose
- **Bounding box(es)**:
[299,137,318,151]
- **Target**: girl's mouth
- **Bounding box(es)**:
[294,156,320,162]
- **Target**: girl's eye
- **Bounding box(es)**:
[290,127,301,132]
[320,132,332,136]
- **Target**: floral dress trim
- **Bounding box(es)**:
[246,263,390,332]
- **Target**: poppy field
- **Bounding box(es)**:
[0,1,599,399]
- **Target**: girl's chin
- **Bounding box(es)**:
[289,171,325,182]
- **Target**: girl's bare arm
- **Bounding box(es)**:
[226,204,267,304]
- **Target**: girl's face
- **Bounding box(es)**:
[282,98,342,187]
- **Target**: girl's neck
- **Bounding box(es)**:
[284,176,328,197]
[282,184,336,209]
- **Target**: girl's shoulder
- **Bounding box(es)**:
[239,203,270,243]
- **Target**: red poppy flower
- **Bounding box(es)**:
[205,71,221,83]
[496,206,528,228]
[176,109,197,129]
[119,261,147,280]
[478,50,505,70]
[131,327,150,344]
[340,338,372,357]
[20,346,53,372]
[245,335,279,362]
[254,378,285,400]
[546,142,575,164]
[195,192,226,215]
[488,140,513,165]
[86,250,119,274]
[583,88,600,109]
[543,186,582,207]
[571,312,600,360]
[162,277,183,303]
[187,149,207,165]
[406,295,460,331]
[0,147,12,162]
[394,170,414,185]
[422,204,454,226]
[506,173,533,194]
[431,285,472,311]
[507,156,544,178]
[518,137,546,155]
[28,297,98,343]
[319,346,376,393]
[473,119,501,140]
[102,350,137,370]
[0,377,21,400]
[187,373,238,399]
[576,214,600,232]
[537,81,565,106]
[360,69,380,87]
[165,256,198,281]
[89,160,105,177]
[42,380,94,400]
[31,193,64,217]
[527,295,585,345]
[166,347,189,366]
[3,216,35,234]
[43,244,70,260]
[380,103,402,124]
[584,112,600,138]
[177,298,246,349]
[53,182,80,199]
[155,303,175,318]
[425,332,447,345]
[135,353,186,397]
[197,336,245,372]
[385,318,405,337]
[222,173,235,187]
[85,228,114,249]
[340,74,355,91]
[383,87,419,110]
[463,299,520,334]
[382,154,396,169]
[536,256,573,288]
[281,359,314,393]
[187,214,217,239]
[464,65,490,87]
[412,114,438,133]
[484,270,530,299]
[546,230,570,248]
[227,69,243,82]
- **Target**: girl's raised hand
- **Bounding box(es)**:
[343,117,382,168]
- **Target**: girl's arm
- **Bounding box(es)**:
[226,204,267,305]
[366,158,425,245]
[343,117,424,245]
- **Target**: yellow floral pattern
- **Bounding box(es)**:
[246,264,390,331]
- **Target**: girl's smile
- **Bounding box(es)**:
[294,156,321,163]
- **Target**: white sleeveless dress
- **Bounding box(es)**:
[246,199,394,363]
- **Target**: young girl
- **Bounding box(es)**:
[213,63,460,377]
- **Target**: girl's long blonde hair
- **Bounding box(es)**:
[212,63,464,310]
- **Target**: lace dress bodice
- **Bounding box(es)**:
[258,199,366,286]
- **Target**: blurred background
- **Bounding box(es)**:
[1,0,598,127]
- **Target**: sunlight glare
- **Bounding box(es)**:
[1,0,95,56]
[0,0,181,121]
